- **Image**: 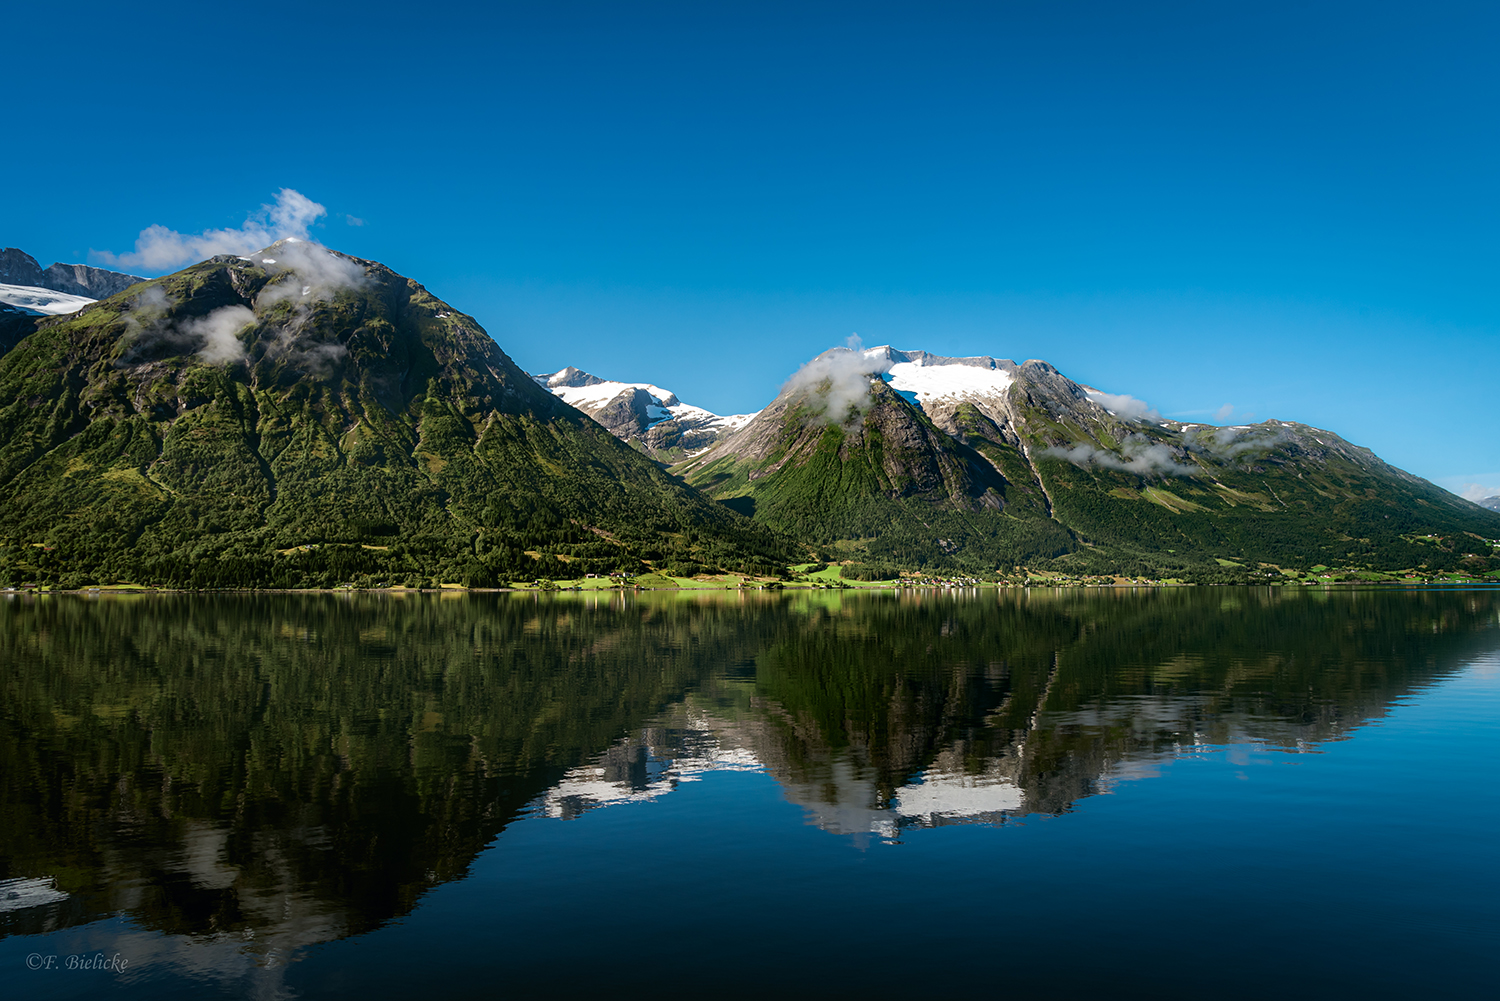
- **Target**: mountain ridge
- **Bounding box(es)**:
[672,345,1500,580]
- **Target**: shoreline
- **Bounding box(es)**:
[4,578,1498,597]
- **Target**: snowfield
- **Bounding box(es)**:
[872,349,1015,406]
[0,283,95,316]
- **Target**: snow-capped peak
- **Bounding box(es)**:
[533,367,758,452]
[534,371,683,413]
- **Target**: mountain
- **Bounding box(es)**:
[1477,495,1500,513]
[0,241,791,588]
[533,366,755,461]
[677,346,1500,580]
[0,247,143,300]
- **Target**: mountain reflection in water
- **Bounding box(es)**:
[1,586,1496,994]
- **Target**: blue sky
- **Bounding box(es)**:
[5,1,1497,496]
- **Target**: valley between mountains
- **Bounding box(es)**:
[1,242,1497,590]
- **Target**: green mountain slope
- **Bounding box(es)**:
[676,347,1500,580]
[0,243,791,587]
[680,374,1072,569]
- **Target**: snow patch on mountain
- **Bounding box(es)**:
[850,346,1019,412]
[882,355,1015,406]
[534,368,757,445]
[547,377,682,419]
[0,283,95,316]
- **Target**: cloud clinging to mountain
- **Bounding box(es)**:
[97,189,327,272]
[784,335,892,424]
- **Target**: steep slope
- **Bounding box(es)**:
[0,242,791,588]
[534,366,754,461]
[678,346,1500,578]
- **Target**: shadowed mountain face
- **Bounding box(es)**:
[676,347,1500,578]
[0,243,791,587]
[2,587,1494,963]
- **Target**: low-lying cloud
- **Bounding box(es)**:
[1087,390,1158,422]
[118,287,256,365]
[254,240,369,308]
[251,242,368,377]
[1461,483,1500,502]
[1202,425,1285,460]
[109,239,366,376]
[1045,435,1197,477]
[97,189,328,272]
[784,336,891,423]
[185,306,256,363]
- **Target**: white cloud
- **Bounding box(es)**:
[117,288,254,366]
[784,337,892,423]
[1461,483,1500,501]
[1044,435,1197,477]
[185,306,256,364]
[96,189,328,272]
[1214,403,1234,422]
[250,242,368,378]
[254,241,369,308]
[1087,390,1158,421]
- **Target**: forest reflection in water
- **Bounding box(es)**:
[1,586,1496,996]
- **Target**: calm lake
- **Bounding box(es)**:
[1,587,1496,999]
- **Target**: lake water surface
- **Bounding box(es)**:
[2,587,1497,999]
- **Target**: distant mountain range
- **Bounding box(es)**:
[0,247,143,300]
[0,242,1495,587]
[531,367,753,461]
